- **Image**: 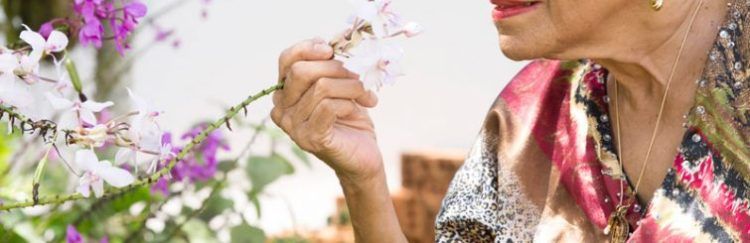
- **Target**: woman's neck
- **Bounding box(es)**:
[593,0,727,112]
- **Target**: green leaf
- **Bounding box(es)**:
[290,145,311,168]
[218,160,238,172]
[200,194,234,221]
[230,224,266,243]
[245,154,294,194]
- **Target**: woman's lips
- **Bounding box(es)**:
[491,1,540,21]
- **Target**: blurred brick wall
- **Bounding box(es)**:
[393,150,466,243]
[270,150,466,242]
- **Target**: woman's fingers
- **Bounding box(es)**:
[291,78,374,123]
[355,90,379,108]
[278,38,332,78]
[272,98,358,153]
[279,60,356,108]
[302,98,358,149]
[274,38,335,107]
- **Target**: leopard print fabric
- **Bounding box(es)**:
[435,135,541,242]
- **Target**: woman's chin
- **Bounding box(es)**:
[498,38,539,61]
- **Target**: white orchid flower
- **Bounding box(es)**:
[15,26,67,84]
[45,92,114,130]
[343,38,405,90]
[75,149,135,198]
[354,0,403,38]
[114,136,170,175]
[114,89,167,173]
[20,25,68,61]
[0,52,33,109]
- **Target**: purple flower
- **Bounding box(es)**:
[150,132,175,195]
[149,125,229,196]
[151,177,170,196]
[124,1,148,17]
[39,21,55,39]
[73,0,147,54]
[74,0,107,48]
[66,225,83,243]
[154,26,175,42]
[110,1,147,55]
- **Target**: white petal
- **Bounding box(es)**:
[44,92,74,110]
[46,31,69,53]
[79,110,98,126]
[18,55,40,75]
[115,148,135,166]
[56,112,79,130]
[98,162,135,188]
[20,28,45,60]
[355,1,379,21]
[361,68,383,90]
[0,53,19,72]
[127,88,148,111]
[370,19,387,38]
[81,100,114,112]
[92,179,104,198]
[76,177,91,197]
[75,150,99,172]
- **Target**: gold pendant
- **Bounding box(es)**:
[603,205,630,243]
[649,0,664,11]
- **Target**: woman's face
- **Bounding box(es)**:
[492,0,634,61]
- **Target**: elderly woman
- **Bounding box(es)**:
[271,0,749,241]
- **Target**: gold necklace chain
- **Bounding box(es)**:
[606,0,705,241]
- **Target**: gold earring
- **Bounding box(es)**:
[650,0,664,11]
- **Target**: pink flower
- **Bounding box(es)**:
[66,225,83,243]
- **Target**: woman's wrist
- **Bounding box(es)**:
[335,161,407,243]
[336,164,386,192]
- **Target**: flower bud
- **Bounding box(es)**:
[403,22,423,38]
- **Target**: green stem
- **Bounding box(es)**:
[0,83,283,211]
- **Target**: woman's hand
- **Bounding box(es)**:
[271,38,406,242]
[271,38,383,181]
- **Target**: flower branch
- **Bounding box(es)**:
[0,83,283,211]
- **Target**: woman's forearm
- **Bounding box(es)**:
[337,168,407,243]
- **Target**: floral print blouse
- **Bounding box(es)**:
[435,1,750,242]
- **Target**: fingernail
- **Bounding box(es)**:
[314,43,332,54]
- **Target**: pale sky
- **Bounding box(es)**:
[124,0,526,234]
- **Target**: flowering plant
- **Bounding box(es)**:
[0,0,419,241]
